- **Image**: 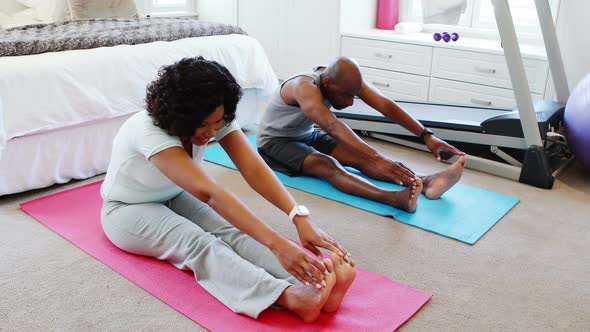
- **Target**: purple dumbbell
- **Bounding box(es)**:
[442,32,451,42]
[434,32,460,43]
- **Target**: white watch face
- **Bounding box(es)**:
[297,205,309,215]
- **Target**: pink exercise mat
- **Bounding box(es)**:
[21,181,431,331]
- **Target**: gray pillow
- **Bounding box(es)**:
[66,0,138,19]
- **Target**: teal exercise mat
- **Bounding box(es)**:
[204,136,519,244]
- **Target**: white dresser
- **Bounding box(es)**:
[341,30,549,110]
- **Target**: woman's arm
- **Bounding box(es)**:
[149,145,328,286]
[219,130,349,259]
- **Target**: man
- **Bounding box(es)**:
[257,56,466,213]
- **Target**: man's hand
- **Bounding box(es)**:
[293,216,351,262]
[425,135,465,161]
[270,236,329,288]
[373,158,416,186]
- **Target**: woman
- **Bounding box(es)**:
[100,57,356,322]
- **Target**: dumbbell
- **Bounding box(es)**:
[433,32,459,43]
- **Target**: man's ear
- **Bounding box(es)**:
[321,76,331,89]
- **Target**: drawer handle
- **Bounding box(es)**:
[372,81,390,88]
[475,67,497,74]
[374,52,393,59]
[470,98,492,106]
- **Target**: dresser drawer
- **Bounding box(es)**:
[432,48,548,94]
[429,78,543,109]
[361,67,430,102]
[342,36,433,76]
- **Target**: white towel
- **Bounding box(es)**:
[421,0,467,25]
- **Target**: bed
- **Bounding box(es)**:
[0,18,279,196]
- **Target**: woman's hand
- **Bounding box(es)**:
[293,216,351,262]
[269,236,329,288]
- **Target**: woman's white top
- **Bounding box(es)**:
[101,110,239,203]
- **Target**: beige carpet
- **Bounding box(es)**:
[1,138,589,331]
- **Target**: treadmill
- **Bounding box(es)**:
[335,0,572,189]
[335,98,566,189]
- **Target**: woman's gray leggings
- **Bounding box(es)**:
[101,191,298,318]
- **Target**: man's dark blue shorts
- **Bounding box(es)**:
[258,130,338,176]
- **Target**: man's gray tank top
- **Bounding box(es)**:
[257,67,332,148]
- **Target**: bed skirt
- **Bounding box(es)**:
[0,89,264,196]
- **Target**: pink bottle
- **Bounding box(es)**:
[376,0,399,30]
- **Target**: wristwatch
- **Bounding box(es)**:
[289,205,310,222]
[419,128,434,142]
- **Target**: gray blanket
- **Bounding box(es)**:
[0,17,246,57]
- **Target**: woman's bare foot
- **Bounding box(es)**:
[322,252,356,313]
[422,155,466,200]
[275,259,336,322]
[387,177,423,213]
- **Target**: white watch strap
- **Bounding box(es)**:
[289,205,309,222]
[288,206,299,222]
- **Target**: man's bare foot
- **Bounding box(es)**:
[322,252,356,313]
[387,177,422,213]
[422,155,466,200]
[275,259,336,322]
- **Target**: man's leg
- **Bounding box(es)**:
[415,156,466,199]
[301,152,421,212]
[259,133,420,212]
[330,140,466,200]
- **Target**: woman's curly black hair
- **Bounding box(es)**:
[146,56,242,138]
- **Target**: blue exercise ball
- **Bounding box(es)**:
[564,73,590,172]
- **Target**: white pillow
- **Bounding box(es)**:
[66,0,138,20]
[0,12,10,27]
[0,8,42,28]
[15,0,67,23]
[0,97,5,159]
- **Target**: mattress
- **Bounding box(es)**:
[0,34,279,158]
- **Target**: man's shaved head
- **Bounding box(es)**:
[323,56,363,91]
[320,57,363,109]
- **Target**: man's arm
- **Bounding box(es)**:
[359,82,464,159]
[289,77,417,184]
[291,78,381,162]
[358,82,425,136]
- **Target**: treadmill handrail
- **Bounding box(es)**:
[535,0,569,104]
[492,0,543,148]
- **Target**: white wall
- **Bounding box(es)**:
[554,0,590,91]
[543,1,590,100]
[197,0,236,25]
[340,0,377,33]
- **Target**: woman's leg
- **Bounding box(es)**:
[169,192,298,282]
[169,193,353,319]
[101,199,290,318]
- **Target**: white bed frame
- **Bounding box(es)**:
[0,89,266,196]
